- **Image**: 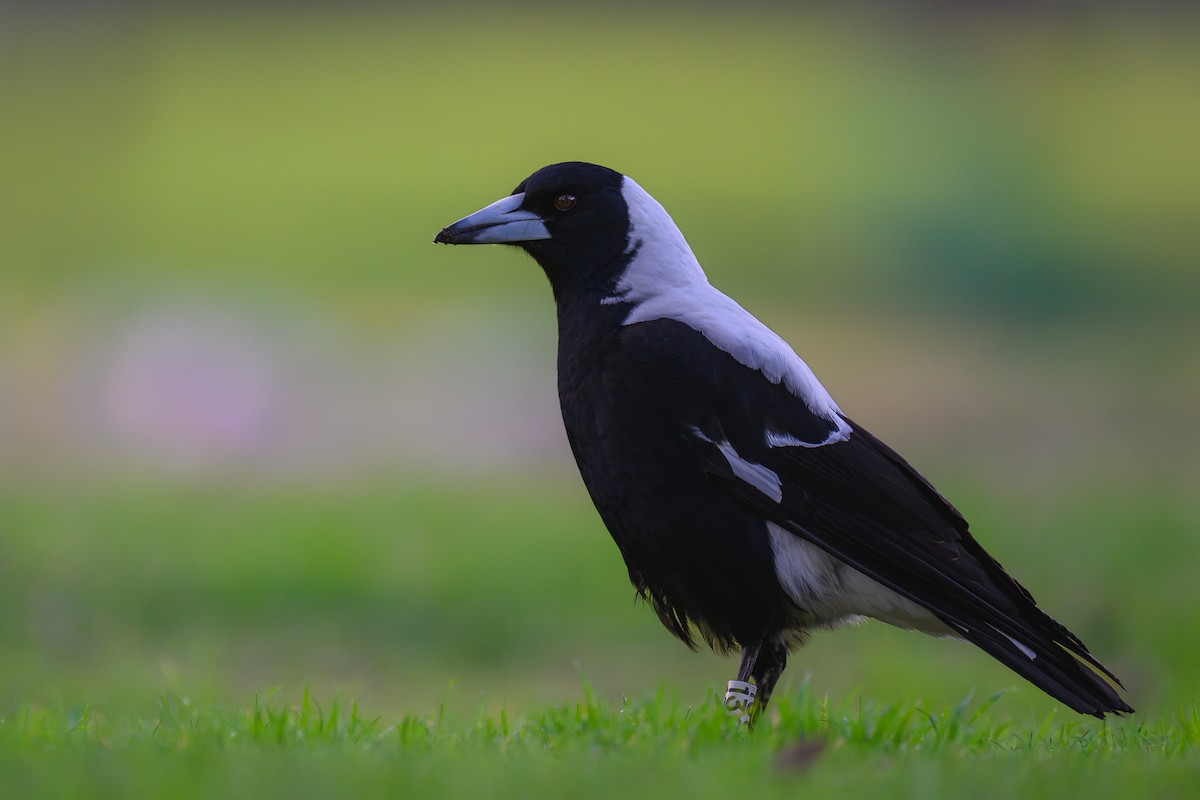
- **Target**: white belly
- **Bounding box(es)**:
[767,522,955,636]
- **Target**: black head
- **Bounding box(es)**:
[435,162,632,294]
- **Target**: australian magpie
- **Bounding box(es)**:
[434,161,1132,719]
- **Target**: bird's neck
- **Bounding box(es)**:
[553,284,632,349]
[612,180,710,305]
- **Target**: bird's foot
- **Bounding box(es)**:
[723,680,757,725]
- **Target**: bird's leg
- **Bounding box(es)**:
[724,640,762,725]
[724,637,789,725]
[749,638,788,712]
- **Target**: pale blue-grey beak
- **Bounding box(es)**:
[434,192,551,245]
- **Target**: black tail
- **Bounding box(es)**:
[953,617,1133,718]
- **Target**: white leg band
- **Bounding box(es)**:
[724,680,757,724]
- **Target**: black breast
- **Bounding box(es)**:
[553,297,789,650]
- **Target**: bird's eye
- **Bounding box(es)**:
[554,194,577,212]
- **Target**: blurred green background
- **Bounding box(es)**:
[1,3,1197,724]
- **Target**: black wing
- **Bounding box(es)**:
[620,319,1131,717]
[755,423,1130,717]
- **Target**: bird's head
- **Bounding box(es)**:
[435,162,701,299]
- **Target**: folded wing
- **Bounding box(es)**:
[619,318,1131,717]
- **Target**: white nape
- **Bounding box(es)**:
[610,176,848,427]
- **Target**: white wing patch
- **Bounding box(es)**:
[691,428,782,503]
[610,176,847,424]
[766,425,851,449]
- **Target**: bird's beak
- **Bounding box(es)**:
[434,192,551,245]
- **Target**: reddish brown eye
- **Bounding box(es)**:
[554,193,577,212]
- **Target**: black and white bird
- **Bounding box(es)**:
[434,161,1132,719]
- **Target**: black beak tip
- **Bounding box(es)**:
[433,228,455,245]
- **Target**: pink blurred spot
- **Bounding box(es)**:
[101,307,276,470]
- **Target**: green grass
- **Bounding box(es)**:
[1,477,1198,797]
[3,688,1198,800]
[2,477,1194,717]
